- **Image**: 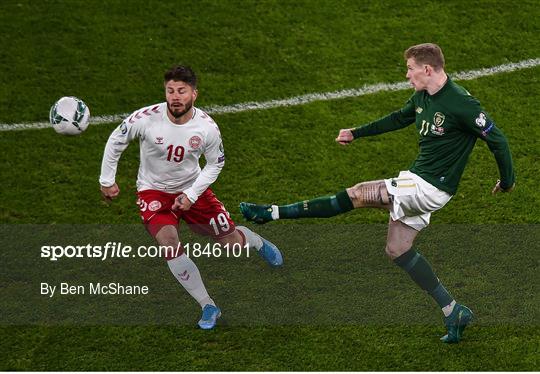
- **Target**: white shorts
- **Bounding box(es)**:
[384,170,452,231]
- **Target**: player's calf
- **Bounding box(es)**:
[240,190,354,223]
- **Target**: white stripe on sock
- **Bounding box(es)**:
[442,300,457,317]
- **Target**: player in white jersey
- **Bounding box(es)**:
[99,65,283,329]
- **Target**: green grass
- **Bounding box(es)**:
[1,0,539,122]
[0,0,539,371]
[2,225,537,327]
[1,326,538,371]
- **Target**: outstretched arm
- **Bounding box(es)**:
[337,97,416,145]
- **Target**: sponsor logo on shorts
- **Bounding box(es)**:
[148,200,162,212]
[189,136,202,149]
[416,107,423,113]
[155,136,164,144]
[137,198,148,212]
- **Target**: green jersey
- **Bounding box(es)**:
[351,77,515,195]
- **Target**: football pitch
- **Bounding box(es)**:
[1,0,539,371]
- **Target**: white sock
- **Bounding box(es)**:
[442,300,456,317]
[271,205,280,220]
[236,226,263,250]
[167,253,215,308]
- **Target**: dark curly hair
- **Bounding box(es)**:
[164,65,197,88]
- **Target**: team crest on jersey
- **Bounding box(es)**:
[155,136,164,144]
[433,112,445,127]
[189,136,202,149]
[148,200,162,212]
[428,112,446,136]
[475,112,487,128]
[416,107,423,113]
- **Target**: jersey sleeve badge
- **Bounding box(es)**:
[475,112,487,128]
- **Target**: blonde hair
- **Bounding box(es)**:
[404,43,445,71]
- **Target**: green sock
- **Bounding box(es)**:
[393,248,454,308]
[278,190,354,219]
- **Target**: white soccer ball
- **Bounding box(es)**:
[49,96,90,135]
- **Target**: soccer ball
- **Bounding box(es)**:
[49,96,90,135]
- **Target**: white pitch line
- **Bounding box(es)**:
[1,58,539,132]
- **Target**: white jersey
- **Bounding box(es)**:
[99,103,225,203]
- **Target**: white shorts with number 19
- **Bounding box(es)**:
[384,170,452,231]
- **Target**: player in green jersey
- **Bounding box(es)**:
[240,43,515,343]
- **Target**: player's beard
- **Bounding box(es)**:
[168,100,193,119]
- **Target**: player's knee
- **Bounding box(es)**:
[385,244,399,259]
[154,226,179,249]
[385,243,410,259]
[158,235,177,249]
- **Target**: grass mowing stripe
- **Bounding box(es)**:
[1,58,538,132]
[206,58,540,114]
